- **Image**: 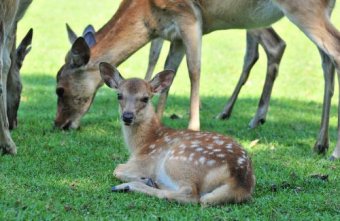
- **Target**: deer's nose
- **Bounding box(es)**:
[122,112,134,124]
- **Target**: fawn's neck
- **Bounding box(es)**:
[121,106,163,154]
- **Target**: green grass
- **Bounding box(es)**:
[1,1,340,220]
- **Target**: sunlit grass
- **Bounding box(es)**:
[1,1,339,220]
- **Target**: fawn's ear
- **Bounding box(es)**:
[99,62,124,89]
[66,23,77,44]
[149,70,175,94]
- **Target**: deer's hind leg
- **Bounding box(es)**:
[145,38,164,81]
[277,0,340,157]
[217,30,260,120]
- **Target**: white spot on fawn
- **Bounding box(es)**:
[207,159,216,166]
[213,149,222,152]
[199,157,206,165]
[217,154,226,158]
[226,143,233,149]
[164,136,171,143]
[149,144,156,149]
[238,157,246,165]
[214,140,224,145]
[196,147,204,152]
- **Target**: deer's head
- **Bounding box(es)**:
[54,24,99,130]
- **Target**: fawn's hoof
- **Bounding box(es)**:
[111,185,130,192]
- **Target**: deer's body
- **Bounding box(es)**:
[100,63,255,205]
[56,0,340,159]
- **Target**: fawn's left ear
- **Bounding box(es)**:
[149,70,175,94]
[99,62,124,89]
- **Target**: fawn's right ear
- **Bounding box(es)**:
[149,70,175,94]
[66,23,77,44]
[99,62,124,89]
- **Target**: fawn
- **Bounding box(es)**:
[99,62,255,205]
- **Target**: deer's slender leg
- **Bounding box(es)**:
[249,28,286,128]
[144,38,164,81]
[332,73,340,160]
[314,50,335,154]
[217,31,260,120]
[0,23,16,155]
[276,1,340,157]
[112,181,199,203]
[179,19,202,131]
[156,41,185,120]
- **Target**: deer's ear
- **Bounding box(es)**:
[83,24,95,36]
[16,28,33,69]
[83,31,96,48]
[70,37,90,68]
[149,70,175,94]
[66,23,77,44]
[99,62,124,89]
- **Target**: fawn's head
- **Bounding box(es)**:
[54,24,98,130]
[99,62,175,126]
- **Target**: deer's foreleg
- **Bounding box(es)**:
[112,181,199,203]
[145,38,164,81]
[156,40,185,120]
[179,19,202,131]
[0,22,17,155]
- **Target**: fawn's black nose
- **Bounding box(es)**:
[122,112,134,124]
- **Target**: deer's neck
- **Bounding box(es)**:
[90,0,153,68]
[121,106,162,154]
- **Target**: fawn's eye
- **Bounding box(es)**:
[117,94,123,100]
[141,97,149,103]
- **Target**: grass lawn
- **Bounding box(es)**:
[1,1,340,220]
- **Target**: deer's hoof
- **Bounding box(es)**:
[313,142,328,155]
[111,185,130,192]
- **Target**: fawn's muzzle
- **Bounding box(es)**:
[122,112,134,125]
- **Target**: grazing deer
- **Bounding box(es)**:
[144,28,286,129]
[99,62,255,205]
[7,28,33,130]
[0,0,32,155]
[55,0,340,159]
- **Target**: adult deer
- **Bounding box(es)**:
[55,0,340,159]
[0,0,32,155]
[100,62,255,205]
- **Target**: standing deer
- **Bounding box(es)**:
[99,62,255,205]
[0,0,32,155]
[55,0,340,159]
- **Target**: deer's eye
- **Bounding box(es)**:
[56,87,64,98]
[141,97,149,103]
[117,93,123,100]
